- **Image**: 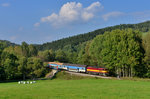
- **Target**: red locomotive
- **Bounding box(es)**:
[86,66,108,76]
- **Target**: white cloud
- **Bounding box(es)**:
[82,1,103,21]
[59,2,82,22]
[81,12,94,21]
[85,1,103,12]
[1,3,10,7]
[34,22,40,27]
[41,1,103,27]
[102,11,124,21]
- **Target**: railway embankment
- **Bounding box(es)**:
[65,71,112,79]
[48,70,112,80]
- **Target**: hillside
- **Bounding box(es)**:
[36,21,150,51]
[0,40,17,49]
[0,40,17,46]
[1,21,150,51]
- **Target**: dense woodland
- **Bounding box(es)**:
[36,21,150,51]
[1,21,150,81]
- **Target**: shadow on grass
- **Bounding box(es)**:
[0,80,19,83]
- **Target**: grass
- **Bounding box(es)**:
[53,71,95,80]
[0,72,150,99]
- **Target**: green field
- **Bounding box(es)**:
[0,78,150,99]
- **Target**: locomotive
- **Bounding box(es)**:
[48,62,108,76]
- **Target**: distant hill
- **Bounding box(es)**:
[36,21,150,51]
[0,40,17,47]
[1,21,150,51]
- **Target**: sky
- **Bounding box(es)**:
[0,0,150,44]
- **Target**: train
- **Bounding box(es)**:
[48,62,108,76]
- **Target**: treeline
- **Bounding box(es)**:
[0,41,79,81]
[36,21,150,51]
[77,29,147,77]
[0,40,17,47]
[0,42,47,80]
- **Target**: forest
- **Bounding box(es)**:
[36,21,150,51]
[1,21,150,81]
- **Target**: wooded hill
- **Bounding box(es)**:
[0,40,17,48]
[36,21,150,51]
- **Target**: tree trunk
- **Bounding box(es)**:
[23,74,25,80]
[128,67,130,77]
[122,67,125,77]
[116,67,120,79]
[131,67,133,78]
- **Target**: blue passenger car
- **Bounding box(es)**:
[63,63,87,73]
[48,62,64,70]
[48,62,87,73]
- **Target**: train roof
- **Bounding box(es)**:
[48,62,63,65]
[63,63,87,67]
[48,62,87,67]
[48,62,106,68]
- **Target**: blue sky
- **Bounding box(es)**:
[0,0,150,44]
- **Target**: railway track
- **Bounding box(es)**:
[65,71,112,79]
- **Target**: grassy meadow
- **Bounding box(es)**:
[0,77,150,99]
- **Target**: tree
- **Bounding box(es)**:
[18,57,28,80]
[21,42,29,57]
[89,29,145,77]
[77,41,91,65]
[0,66,5,80]
[38,50,53,62]
[142,33,150,77]
[14,46,23,57]
[1,52,18,80]
[55,49,67,62]
[27,57,45,79]
[28,44,38,56]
